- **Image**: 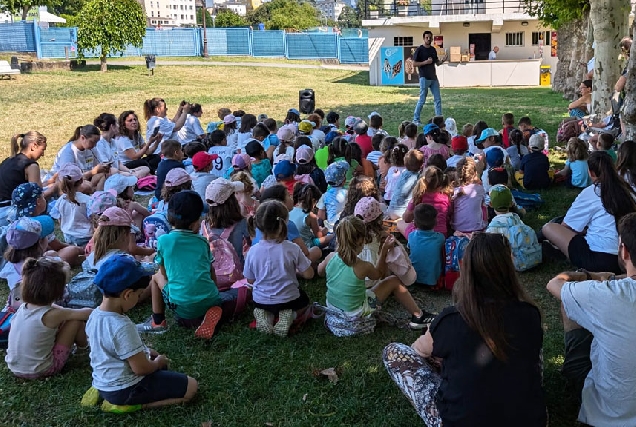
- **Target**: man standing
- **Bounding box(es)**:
[412,31,445,125]
[546,212,636,426]
[489,46,499,60]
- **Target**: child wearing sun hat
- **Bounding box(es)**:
[51,163,93,247]
[317,160,349,232]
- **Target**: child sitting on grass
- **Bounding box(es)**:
[519,134,551,190]
[137,191,239,339]
[231,171,259,217]
[555,138,592,188]
[245,139,272,188]
[597,133,617,163]
[85,254,197,413]
[190,151,219,203]
[104,174,150,232]
[154,140,184,201]
[51,163,93,247]
[274,159,298,195]
[244,200,314,337]
[6,256,90,379]
[408,204,445,287]
[318,216,434,337]
[154,168,193,214]
[317,161,350,233]
[452,157,487,234]
[388,149,423,220]
[290,183,333,250]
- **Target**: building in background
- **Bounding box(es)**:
[315,0,348,21]
[145,0,197,27]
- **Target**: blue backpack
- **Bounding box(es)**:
[444,236,469,290]
[488,213,542,272]
[511,190,543,211]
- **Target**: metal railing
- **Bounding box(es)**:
[362,0,526,19]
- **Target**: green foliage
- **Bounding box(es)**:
[75,0,145,67]
[337,5,361,28]
[247,0,320,30]
[0,0,59,20]
[50,0,85,15]
[214,8,247,27]
[196,6,212,26]
[521,0,589,29]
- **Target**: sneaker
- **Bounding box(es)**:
[412,120,421,127]
[101,400,142,414]
[195,306,222,339]
[273,309,293,337]
[136,316,167,334]
[80,386,100,407]
[254,308,274,334]
[409,311,436,330]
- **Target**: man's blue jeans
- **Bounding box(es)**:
[413,77,442,121]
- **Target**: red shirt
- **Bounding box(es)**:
[355,134,373,158]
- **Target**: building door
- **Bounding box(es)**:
[468,33,491,60]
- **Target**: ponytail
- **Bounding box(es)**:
[588,151,636,228]
[10,134,23,156]
[10,131,47,157]
[143,97,164,121]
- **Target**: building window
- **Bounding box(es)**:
[151,11,154,17]
[505,32,524,47]
[150,1,153,7]
[190,14,194,19]
[393,36,413,46]
[531,31,550,46]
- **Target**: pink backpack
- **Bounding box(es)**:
[201,222,244,291]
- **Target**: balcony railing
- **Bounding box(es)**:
[362,0,527,19]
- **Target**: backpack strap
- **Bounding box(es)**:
[201,221,210,239]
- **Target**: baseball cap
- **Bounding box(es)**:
[205,178,244,206]
[88,190,118,216]
[95,254,157,295]
[257,113,268,122]
[445,118,458,136]
[58,163,83,182]
[368,111,380,119]
[476,128,499,142]
[223,114,236,125]
[354,197,384,223]
[12,182,43,218]
[168,190,204,223]
[344,116,359,128]
[164,168,192,187]
[451,136,468,152]
[245,140,264,157]
[296,145,314,164]
[232,153,252,170]
[97,206,133,227]
[325,160,349,186]
[489,184,513,211]
[298,120,314,135]
[277,125,295,142]
[529,134,545,151]
[6,217,50,249]
[274,160,296,180]
[423,123,439,135]
[192,152,218,171]
[485,147,504,168]
[288,108,300,116]
[104,174,138,195]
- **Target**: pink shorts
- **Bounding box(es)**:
[15,344,71,380]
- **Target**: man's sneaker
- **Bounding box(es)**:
[136,317,167,334]
[273,309,293,337]
[254,308,274,334]
[412,120,421,127]
[195,306,222,339]
[409,311,436,330]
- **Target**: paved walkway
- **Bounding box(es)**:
[87,59,368,71]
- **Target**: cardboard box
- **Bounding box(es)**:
[461,54,470,62]
[450,46,461,55]
[450,53,462,62]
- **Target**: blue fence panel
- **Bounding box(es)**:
[286,33,338,60]
[39,27,78,59]
[252,30,285,57]
[142,28,201,56]
[0,21,36,52]
[207,28,250,56]
[338,37,368,64]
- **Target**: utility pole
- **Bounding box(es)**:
[200,0,209,57]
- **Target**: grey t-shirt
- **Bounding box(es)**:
[86,308,146,392]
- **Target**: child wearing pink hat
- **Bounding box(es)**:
[154,168,192,214]
[51,163,93,247]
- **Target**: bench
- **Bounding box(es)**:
[0,60,20,80]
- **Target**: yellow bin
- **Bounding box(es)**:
[540,65,551,86]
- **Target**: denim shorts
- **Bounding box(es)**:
[98,369,189,406]
[63,234,91,247]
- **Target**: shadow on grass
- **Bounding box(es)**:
[71,64,135,73]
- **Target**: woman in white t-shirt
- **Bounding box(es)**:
[50,125,109,192]
[542,151,636,273]
[114,110,162,173]
[176,103,206,146]
[94,113,150,179]
[142,97,189,155]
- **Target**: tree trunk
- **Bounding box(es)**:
[589,0,630,115]
[136,0,151,27]
[553,17,588,100]
[100,55,108,72]
[622,20,636,139]
[21,5,29,21]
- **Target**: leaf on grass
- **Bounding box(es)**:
[201,422,212,427]
[320,368,339,384]
[302,393,308,402]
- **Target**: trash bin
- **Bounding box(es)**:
[540,65,551,86]
[145,55,156,75]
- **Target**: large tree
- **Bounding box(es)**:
[337,6,361,29]
[621,21,636,138]
[247,0,319,31]
[76,0,145,72]
[0,0,59,20]
[214,8,247,27]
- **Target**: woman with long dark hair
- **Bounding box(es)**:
[115,110,162,173]
[617,139,636,189]
[383,233,546,426]
[543,150,636,273]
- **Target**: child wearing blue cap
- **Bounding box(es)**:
[85,254,197,413]
[317,160,350,233]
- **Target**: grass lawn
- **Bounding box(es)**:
[0,65,583,426]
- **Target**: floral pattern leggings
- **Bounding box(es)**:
[382,343,443,427]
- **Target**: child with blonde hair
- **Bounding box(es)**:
[555,138,592,188]
[318,216,434,337]
[51,163,93,247]
[452,157,487,233]
[245,200,315,337]
[6,256,90,379]
[290,183,333,250]
[231,171,259,217]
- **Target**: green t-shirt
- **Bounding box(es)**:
[251,158,272,187]
[606,148,618,163]
[325,254,366,312]
[156,229,221,319]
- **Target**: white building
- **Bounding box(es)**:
[145,0,197,27]
[225,3,248,16]
[363,0,559,87]
[315,0,348,21]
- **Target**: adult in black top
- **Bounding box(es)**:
[412,30,446,124]
[0,132,52,204]
[383,233,546,427]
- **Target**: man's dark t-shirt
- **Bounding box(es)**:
[413,45,438,80]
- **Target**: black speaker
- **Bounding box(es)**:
[299,89,315,114]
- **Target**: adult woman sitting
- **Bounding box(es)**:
[543,151,636,273]
[114,110,162,173]
[568,80,592,118]
[0,132,51,224]
[50,125,109,192]
[383,233,546,427]
[143,97,189,155]
[176,103,205,146]
[93,113,150,179]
